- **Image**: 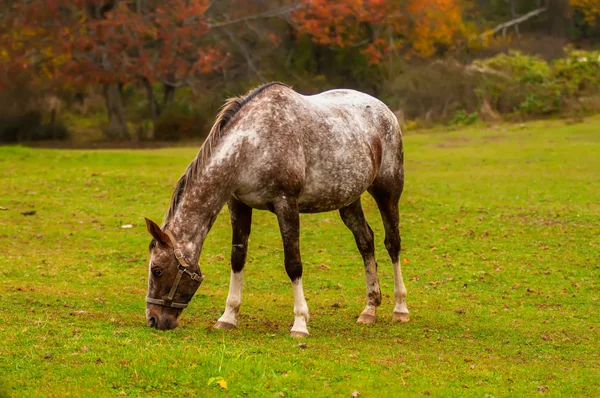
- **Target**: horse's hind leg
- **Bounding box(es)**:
[215,198,252,329]
[369,187,409,322]
[273,196,310,338]
[339,199,381,324]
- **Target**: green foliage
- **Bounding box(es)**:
[449,109,479,126]
[385,49,600,124]
[474,51,562,116]
[552,49,600,95]
[1,119,599,396]
[477,51,551,85]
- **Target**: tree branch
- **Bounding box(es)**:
[220,28,265,80]
[481,6,548,38]
[207,4,301,28]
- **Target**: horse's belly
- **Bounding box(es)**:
[297,162,375,213]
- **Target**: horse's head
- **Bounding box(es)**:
[144,218,204,331]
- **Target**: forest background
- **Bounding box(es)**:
[1,0,600,143]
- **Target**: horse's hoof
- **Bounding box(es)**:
[214,321,236,330]
[357,313,377,324]
[393,312,410,323]
[290,330,309,338]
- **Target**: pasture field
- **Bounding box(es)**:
[1,118,599,397]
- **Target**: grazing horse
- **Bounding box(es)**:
[144,82,408,337]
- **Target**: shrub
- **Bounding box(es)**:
[552,49,600,95]
[474,51,563,116]
[383,49,600,124]
[450,110,479,126]
[0,84,70,142]
[0,111,69,143]
[382,61,483,122]
[153,108,208,141]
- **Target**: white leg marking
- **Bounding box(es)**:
[217,270,244,327]
[393,261,409,322]
[358,258,380,323]
[290,278,310,337]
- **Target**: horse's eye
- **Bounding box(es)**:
[152,268,163,277]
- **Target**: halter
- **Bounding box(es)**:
[146,231,204,309]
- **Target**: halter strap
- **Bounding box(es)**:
[146,231,204,309]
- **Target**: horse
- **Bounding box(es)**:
[144,82,408,337]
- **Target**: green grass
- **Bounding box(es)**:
[1,118,599,397]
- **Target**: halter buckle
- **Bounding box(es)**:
[173,248,186,264]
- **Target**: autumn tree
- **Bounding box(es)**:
[0,0,222,139]
[291,0,467,63]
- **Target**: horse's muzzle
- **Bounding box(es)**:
[147,314,179,330]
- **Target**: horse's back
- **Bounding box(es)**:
[230,86,403,212]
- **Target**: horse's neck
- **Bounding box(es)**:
[169,157,237,263]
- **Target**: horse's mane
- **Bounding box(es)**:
[163,82,289,227]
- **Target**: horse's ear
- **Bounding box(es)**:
[144,217,171,247]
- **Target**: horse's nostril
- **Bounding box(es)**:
[148,316,158,328]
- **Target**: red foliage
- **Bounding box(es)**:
[291,0,466,63]
[0,0,223,89]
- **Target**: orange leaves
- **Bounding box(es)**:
[292,0,466,63]
[406,0,464,57]
[361,39,387,64]
[571,0,600,25]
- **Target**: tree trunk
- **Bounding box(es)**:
[163,83,176,108]
[102,83,130,140]
[142,77,161,140]
[547,0,573,38]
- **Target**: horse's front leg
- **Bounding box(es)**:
[215,198,252,329]
[273,197,309,338]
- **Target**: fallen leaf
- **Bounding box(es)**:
[120,224,134,229]
[217,379,228,390]
[44,353,53,359]
[298,342,307,349]
[0,206,7,210]
[402,258,410,263]
[537,386,548,392]
[21,210,36,216]
[316,264,330,270]
[208,376,228,390]
[351,391,360,397]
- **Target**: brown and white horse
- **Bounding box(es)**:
[144,82,408,337]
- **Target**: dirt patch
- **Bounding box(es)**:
[481,134,508,143]
[433,136,472,148]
